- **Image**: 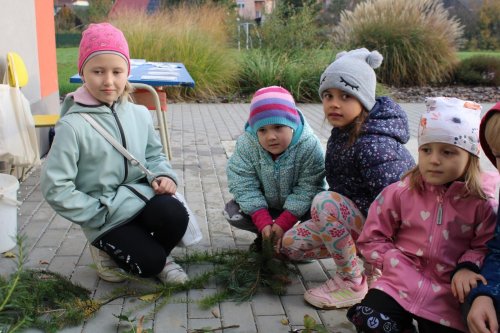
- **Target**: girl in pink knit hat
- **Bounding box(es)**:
[41,23,189,284]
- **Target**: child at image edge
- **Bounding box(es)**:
[347,97,498,333]
[466,101,500,333]
[224,86,325,249]
[41,23,190,284]
[280,48,415,308]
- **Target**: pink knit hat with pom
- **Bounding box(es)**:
[78,23,130,75]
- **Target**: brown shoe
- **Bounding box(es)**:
[89,245,127,283]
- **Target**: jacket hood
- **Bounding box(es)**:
[244,108,306,146]
[361,96,410,144]
[480,101,500,166]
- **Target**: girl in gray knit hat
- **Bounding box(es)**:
[280,48,415,309]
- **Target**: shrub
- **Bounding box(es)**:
[239,49,336,102]
[333,0,463,86]
[111,4,241,100]
[55,32,81,48]
[454,56,500,86]
[258,2,325,55]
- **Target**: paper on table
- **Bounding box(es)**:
[147,71,180,76]
[141,75,179,81]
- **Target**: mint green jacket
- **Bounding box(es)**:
[41,88,177,243]
[227,110,326,217]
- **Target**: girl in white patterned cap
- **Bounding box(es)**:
[347,97,498,333]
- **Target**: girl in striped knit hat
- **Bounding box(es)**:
[224,86,325,251]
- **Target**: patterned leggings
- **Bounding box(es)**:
[281,191,366,279]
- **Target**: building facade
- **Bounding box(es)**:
[0,0,59,163]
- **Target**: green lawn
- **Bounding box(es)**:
[457,51,500,61]
[57,47,80,96]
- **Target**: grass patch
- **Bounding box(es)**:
[457,51,500,61]
[56,47,80,96]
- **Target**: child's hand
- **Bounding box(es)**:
[261,225,272,239]
[451,268,487,303]
[151,176,177,195]
[271,224,284,253]
[467,296,498,333]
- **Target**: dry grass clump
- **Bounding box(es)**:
[334,0,463,86]
[111,4,241,99]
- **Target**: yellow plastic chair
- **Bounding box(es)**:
[7,52,60,128]
[7,52,28,88]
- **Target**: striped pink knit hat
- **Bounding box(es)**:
[248,86,300,134]
[78,23,130,75]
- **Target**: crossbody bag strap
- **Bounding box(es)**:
[79,113,154,178]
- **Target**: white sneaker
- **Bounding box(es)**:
[157,256,189,284]
[89,245,127,283]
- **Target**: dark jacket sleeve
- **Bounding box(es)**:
[467,202,500,307]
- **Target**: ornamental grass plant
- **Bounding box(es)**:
[111,4,241,100]
[239,49,336,102]
[333,0,463,86]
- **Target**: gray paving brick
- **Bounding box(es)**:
[24,246,57,268]
[251,293,285,316]
[188,289,218,319]
[255,315,291,333]
[36,228,68,248]
[187,318,222,333]
[154,302,188,333]
[281,295,321,326]
[48,255,79,277]
[297,260,329,283]
[220,301,257,333]
[82,303,121,333]
[319,309,357,333]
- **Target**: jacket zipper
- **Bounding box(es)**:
[124,185,148,203]
[436,194,443,225]
[110,104,129,182]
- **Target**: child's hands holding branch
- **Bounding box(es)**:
[451,268,487,303]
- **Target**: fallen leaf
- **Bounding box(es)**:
[39,260,49,265]
[137,315,144,333]
[211,308,220,318]
[3,251,16,258]
[281,318,289,325]
[139,293,161,302]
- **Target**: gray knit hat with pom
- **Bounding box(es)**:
[319,48,383,111]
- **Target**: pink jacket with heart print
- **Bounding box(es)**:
[358,176,498,332]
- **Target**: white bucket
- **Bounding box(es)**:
[0,174,19,253]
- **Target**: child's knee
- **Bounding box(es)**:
[347,304,413,333]
[312,190,332,207]
[223,200,242,220]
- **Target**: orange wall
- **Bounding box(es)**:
[35,0,58,97]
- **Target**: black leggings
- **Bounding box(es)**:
[347,289,463,333]
[92,194,189,277]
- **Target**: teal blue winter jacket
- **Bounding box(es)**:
[227,110,325,217]
[41,88,177,243]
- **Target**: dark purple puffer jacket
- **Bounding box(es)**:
[325,96,416,215]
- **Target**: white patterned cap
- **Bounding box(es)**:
[418,97,482,156]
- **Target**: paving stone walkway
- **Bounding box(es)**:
[1,102,495,333]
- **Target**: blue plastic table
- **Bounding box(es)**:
[70,59,195,87]
[70,60,195,159]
